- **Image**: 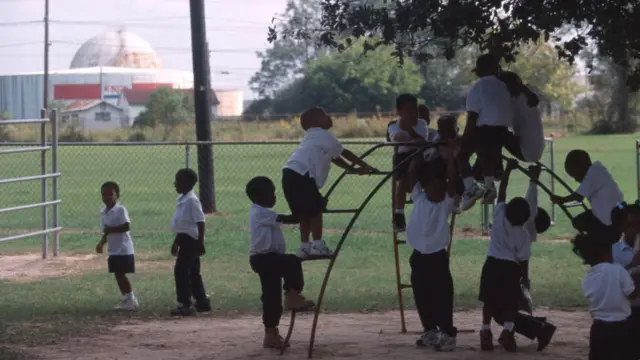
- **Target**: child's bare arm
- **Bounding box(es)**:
[331,157,352,170]
[408,155,423,189]
[444,143,458,197]
[341,149,377,171]
[522,85,539,107]
[276,214,299,224]
[104,223,130,234]
[550,192,584,204]
[461,112,478,143]
[498,159,518,203]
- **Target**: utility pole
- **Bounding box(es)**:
[43,0,50,110]
[189,0,216,213]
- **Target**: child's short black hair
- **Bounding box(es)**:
[101,181,120,197]
[396,93,418,110]
[572,232,612,266]
[246,176,274,203]
[565,149,591,169]
[535,207,551,234]
[611,200,640,232]
[176,168,198,188]
[418,104,430,121]
[506,197,531,226]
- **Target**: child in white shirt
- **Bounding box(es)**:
[387,95,434,232]
[573,232,637,360]
[405,140,459,352]
[169,168,211,316]
[551,150,623,241]
[478,159,530,353]
[246,176,315,349]
[96,181,138,311]
[282,107,377,259]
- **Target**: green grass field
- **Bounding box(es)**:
[0,134,637,352]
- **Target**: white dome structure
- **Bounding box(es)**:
[69,30,161,69]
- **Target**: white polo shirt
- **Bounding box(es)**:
[171,190,206,240]
[576,161,623,226]
[249,204,286,256]
[100,203,134,256]
[582,262,634,322]
[284,127,344,188]
[487,202,530,263]
[520,182,538,261]
[406,184,455,255]
[512,94,545,162]
[612,240,635,269]
[387,119,430,153]
[466,75,514,128]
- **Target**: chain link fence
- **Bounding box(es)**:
[0,140,559,245]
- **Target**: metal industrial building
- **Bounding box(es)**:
[0,30,243,127]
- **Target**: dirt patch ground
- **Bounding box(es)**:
[23,310,590,360]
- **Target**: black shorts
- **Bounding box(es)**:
[479,257,521,310]
[282,168,326,219]
[573,210,621,243]
[461,125,510,157]
[503,132,524,161]
[590,319,634,360]
[392,151,417,179]
[108,254,135,274]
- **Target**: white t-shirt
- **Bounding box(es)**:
[100,203,134,256]
[612,240,635,269]
[406,184,455,255]
[576,161,624,226]
[387,119,431,153]
[582,262,634,322]
[171,190,206,240]
[284,128,344,188]
[520,182,538,260]
[487,202,530,262]
[249,204,286,256]
[512,94,545,162]
[466,75,514,128]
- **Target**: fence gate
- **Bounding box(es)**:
[0,109,61,258]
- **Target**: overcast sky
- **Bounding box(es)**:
[0,0,288,99]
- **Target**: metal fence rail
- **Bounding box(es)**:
[0,109,61,258]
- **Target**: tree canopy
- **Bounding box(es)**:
[269,0,640,90]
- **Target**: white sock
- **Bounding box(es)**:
[395,209,404,215]
[463,177,474,190]
[484,176,495,188]
[481,324,491,331]
[503,322,515,331]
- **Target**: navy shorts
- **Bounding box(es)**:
[108,254,135,274]
[282,168,326,219]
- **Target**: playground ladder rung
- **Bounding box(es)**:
[395,239,406,245]
[399,283,412,289]
[324,209,359,214]
[565,202,583,208]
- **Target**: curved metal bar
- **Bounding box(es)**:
[533,161,588,212]
[324,141,446,200]
[307,143,441,358]
[280,310,297,355]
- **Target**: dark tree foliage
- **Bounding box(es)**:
[268,0,640,90]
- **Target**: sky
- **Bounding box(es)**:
[0,0,289,99]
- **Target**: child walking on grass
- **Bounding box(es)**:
[96,181,139,311]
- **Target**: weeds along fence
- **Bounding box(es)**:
[0,140,556,246]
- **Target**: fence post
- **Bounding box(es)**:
[636,140,640,200]
[549,138,556,224]
[51,109,60,256]
[40,108,49,259]
[185,144,191,168]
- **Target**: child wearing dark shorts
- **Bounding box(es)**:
[387,95,433,231]
[574,232,637,360]
[246,176,315,349]
[96,181,139,311]
[479,159,530,353]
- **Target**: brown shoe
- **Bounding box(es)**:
[480,329,494,351]
[284,292,315,312]
[498,329,517,352]
[263,328,286,349]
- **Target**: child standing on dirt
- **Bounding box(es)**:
[282,106,377,259]
[573,232,637,360]
[245,176,316,349]
[550,150,623,241]
[405,140,459,351]
[478,159,530,353]
[169,168,212,316]
[96,181,139,311]
[387,95,434,232]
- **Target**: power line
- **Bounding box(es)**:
[0,41,43,48]
[0,20,42,27]
[49,19,268,30]
[50,40,262,53]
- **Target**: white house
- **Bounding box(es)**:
[60,100,126,132]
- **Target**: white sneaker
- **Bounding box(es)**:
[309,241,333,257]
[115,296,139,311]
[436,332,456,352]
[481,185,497,205]
[416,330,439,348]
[296,244,311,259]
[461,183,484,211]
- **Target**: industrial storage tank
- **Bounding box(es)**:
[70,30,161,69]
